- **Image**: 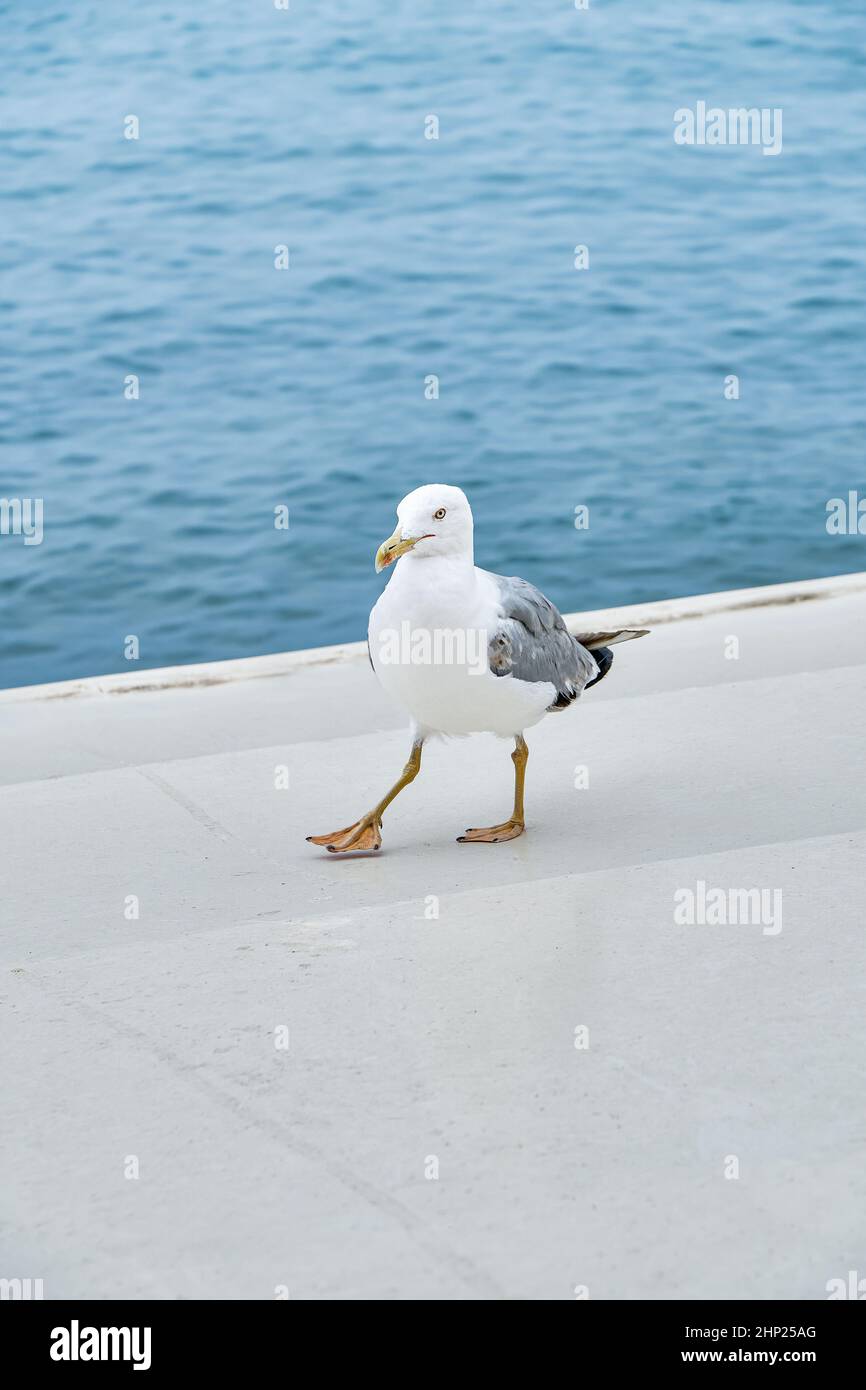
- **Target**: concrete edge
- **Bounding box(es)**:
[4,570,865,706]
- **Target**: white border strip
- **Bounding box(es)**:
[4,571,865,705]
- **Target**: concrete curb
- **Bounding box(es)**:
[4,570,865,705]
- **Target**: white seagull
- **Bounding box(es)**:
[307,484,647,853]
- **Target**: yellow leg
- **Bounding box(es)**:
[307,740,423,854]
[458,735,527,843]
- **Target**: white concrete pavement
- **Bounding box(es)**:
[2,574,865,1299]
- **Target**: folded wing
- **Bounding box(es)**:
[487,573,599,709]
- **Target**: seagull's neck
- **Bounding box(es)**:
[381,551,486,629]
[389,551,477,601]
[405,542,475,564]
[401,551,475,578]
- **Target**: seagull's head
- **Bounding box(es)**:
[375,484,474,572]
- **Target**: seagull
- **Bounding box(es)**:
[307,484,648,853]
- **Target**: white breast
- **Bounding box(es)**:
[368,558,555,737]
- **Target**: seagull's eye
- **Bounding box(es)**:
[433,507,446,520]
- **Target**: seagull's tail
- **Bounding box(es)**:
[576,628,650,691]
[576,628,650,651]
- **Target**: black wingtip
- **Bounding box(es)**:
[584,645,614,690]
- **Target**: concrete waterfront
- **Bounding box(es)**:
[2,574,865,1299]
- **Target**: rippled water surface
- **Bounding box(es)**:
[2,0,865,687]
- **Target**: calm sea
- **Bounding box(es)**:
[1,0,864,688]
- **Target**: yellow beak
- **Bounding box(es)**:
[375,525,420,573]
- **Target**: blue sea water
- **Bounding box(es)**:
[1,0,864,689]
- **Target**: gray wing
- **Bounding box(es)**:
[486,573,598,708]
